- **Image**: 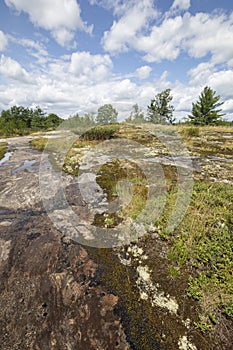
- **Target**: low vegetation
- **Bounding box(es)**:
[80,124,120,140]
[0,106,63,136]
[0,142,8,160]
[27,122,233,335]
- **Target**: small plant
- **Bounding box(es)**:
[0,142,8,160]
[194,321,213,333]
[181,127,200,138]
[80,124,120,141]
[29,137,48,151]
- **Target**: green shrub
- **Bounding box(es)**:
[80,124,120,141]
[181,127,200,137]
[0,142,7,160]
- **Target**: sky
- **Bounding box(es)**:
[0,0,233,121]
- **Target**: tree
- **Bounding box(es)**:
[96,104,118,124]
[31,106,46,130]
[45,113,63,129]
[126,104,145,124]
[147,88,175,124]
[188,86,225,125]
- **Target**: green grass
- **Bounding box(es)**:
[0,142,8,160]
[29,137,48,151]
[29,125,233,337]
[158,181,233,323]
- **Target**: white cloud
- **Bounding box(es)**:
[135,66,152,80]
[9,36,49,64]
[4,0,92,47]
[89,0,142,16]
[102,7,233,69]
[102,0,158,53]
[171,0,190,11]
[69,51,113,82]
[0,55,33,83]
[0,31,8,51]
[188,62,216,86]
[0,48,232,121]
[207,70,233,100]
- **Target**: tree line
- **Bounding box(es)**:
[0,86,231,135]
[0,106,63,135]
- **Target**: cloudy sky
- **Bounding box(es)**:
[0,0,233,121]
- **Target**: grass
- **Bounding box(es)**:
[29,124,233,331]
[0,142,8,160]
[158,181,233,324]
[180,126,200,138]
[29,137,48,151]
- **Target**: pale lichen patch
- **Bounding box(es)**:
[0,239,11,262]
[136,264,179,314]
[178,335,198,350]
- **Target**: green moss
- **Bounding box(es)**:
[86,246,172,350]
[96,158,148,221]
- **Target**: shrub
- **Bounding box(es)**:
[80,125,120,141]
[181,127,200,137]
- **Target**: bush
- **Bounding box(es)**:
[181,127,200,137]
[80,125,120,141]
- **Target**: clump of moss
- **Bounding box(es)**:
[96,158,148,222]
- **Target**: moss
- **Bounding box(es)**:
[96,158,148,221]
[86,246,173,350]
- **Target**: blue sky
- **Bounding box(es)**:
[0,0,233,121]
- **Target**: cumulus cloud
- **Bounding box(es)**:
[188,62,216,86]
[69,51,113,82]
[171,0,190,11]
[135,66,152,80]
[4,0,92,47]
[0,55,33,83]
[102,5,233,68]
[102,0,158,52]
[0,31,8,51]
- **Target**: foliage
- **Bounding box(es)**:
[29,137,48,151]
[126,104,146,124]
[80,124,120,141]
[96,104,118,124]
[147,89,175,124]
[188,86,225,125]
[181,127,200,137]
[163,181,233,318]
[0,105,63,135]
[0,142,8,160]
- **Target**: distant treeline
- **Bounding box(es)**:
[0,106,63,136]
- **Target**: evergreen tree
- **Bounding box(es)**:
[147,89,175,124]
[188,86,224,125]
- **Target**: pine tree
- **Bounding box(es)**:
[188,86,224,125]
[147,89,175,124]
